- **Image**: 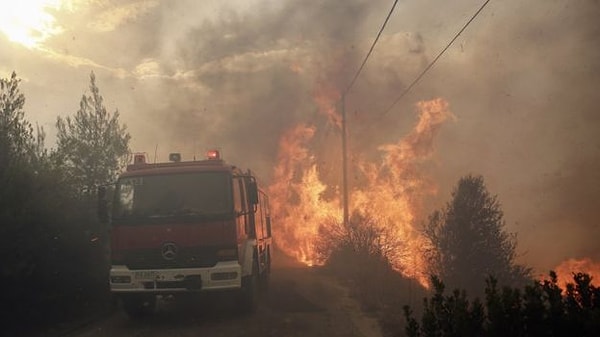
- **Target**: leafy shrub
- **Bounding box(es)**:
[0,71,119,334]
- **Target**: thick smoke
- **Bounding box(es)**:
[135,0,379,177]
[424,0,600,271]
[5,0,599,274]
[116,0,600,273]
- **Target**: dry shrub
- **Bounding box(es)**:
[315,212,421,315]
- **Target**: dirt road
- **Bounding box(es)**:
[66,252,382,337]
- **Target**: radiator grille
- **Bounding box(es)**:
[123,246,221,270]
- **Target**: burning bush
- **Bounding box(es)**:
[315,212,402,268]
[315,212,423,313]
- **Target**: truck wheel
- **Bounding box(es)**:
[239,259,259,314]
[121,294,156,319]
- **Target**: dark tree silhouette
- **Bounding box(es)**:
[0,71,39,283]
[404,272,600,337]
[424,174,530,295]
[0,71,119,334]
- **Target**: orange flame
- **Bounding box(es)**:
[551,257,600,289]
[268,123,342,266]
[268,90,452,287]
[351,98,451,286]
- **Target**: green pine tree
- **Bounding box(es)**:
[56,71,130,197]
[424,174,531,295]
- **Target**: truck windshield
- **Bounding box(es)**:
[113,171,232,222]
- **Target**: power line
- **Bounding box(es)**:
[344,0,399,95]
[379,0,492,118]
[341,0,399,225]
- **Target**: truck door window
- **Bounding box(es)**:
[233,177,250,236]
[118,180,135,215]
[256,191,265,239]
[233,177,244,214]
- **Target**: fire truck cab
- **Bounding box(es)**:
[98,150,272,317]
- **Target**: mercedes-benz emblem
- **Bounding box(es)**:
[161,242,178,261]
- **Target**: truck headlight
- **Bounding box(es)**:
[110,275,131,283]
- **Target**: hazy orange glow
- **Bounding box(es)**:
[552,257,600,289]
[268,83,452,287]
[0,0,66,48]
[313,80,342,128]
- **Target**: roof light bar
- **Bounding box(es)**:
[206,149,221,160]
[133,153,146,165]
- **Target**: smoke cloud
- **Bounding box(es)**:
[2,0,599,274]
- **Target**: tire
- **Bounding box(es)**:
[121,294,156,319]
[239,258,259,314]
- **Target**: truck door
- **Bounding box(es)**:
[232,177,249,241]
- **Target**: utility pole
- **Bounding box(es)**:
[341,93,349,226]
[337,0,399,226]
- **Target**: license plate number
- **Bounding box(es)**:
[134,271,158,280]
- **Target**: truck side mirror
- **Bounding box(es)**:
[97,186,109,223]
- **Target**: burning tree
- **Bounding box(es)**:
[424,174,531,295]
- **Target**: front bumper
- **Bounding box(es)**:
[110,260,241,293]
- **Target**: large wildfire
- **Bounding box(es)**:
[552,257,600,290]
[267,83,452,286]
[265,81,600,290]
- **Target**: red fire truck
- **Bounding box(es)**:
[98,150,272,317]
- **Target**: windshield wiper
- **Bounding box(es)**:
[171,208,208,216]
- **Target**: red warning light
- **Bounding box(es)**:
[133,153,146,165]
[206,150,220,160]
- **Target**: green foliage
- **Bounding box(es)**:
[404,272,600,337]
[0,71,35,163]
[424,174,531,295]
[0,71,41,279]
[56,71,130,196]
[0,72,113,334]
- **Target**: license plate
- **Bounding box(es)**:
[134,271,158,280]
